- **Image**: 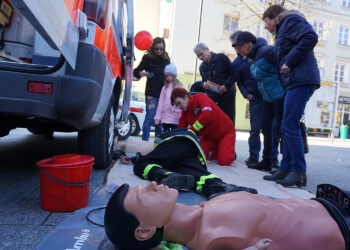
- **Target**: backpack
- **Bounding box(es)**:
[250,58,284,103]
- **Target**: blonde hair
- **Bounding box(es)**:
[164,77,183,89]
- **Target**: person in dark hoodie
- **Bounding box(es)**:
[133,37,170,141]
[230,31,263,168]
[261,5,320,187]
[194,43,236,124]
[232,31,284,173]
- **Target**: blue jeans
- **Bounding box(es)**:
[272,118,280,161]
[261,98,284,164]
[280,85,316,173]
[142,96,162,141]
[248,97,263,160]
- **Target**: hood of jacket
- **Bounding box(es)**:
[276,10,306,33]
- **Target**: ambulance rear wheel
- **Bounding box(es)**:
[78,96,115,169]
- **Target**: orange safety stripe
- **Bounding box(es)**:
[64,0,84,27]
[94,20,122,79]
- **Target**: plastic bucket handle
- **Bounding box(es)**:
[38,167,94,186]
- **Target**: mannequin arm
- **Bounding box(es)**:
[243,239,272,250]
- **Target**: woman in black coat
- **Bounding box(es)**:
[133,37,170,141]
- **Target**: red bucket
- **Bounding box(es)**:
[36,154,94,212]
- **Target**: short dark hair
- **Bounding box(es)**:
[262,5,286,20]
[104,184,163,250]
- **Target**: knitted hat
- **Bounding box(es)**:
[164,63,177,77]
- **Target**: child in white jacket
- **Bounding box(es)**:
[155,63,184,133]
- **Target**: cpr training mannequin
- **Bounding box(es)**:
[104,182,347,250]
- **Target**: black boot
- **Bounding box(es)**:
[203,181,258,200]
[248,160,272,171]
[263,169,289,181]
[146,166,195,190]
[277,172,307,187]
[159,173,195,190]
[245,157,258,168]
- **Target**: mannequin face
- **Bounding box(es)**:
[124,182,178,228]
[264,17,277,33]
[174,96,189,111]
[195,48,211,63]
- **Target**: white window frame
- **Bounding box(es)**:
[338,25,350,46]
[313,19,327,41]
[342,0,350,8]
[223,15,239,34]
[334,62,347,83]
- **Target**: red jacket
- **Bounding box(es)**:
[178,94,235,141]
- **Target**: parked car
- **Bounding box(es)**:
[115,90,145,140]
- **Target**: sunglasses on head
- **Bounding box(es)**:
[154,48,164,51]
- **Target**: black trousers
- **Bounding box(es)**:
[134,138,212,183]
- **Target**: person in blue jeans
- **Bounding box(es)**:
[262,5,320,187]
[133,37,170,140]
[230,31,262,167]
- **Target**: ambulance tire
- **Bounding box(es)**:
[78,96,115,169]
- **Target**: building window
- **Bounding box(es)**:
[334,63,346,82]
[342,0,350,7]
[313,20,327,41]
[223,15,239,33]
[257,23,271,42]
[338,26,350,45]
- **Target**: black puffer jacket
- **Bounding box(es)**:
[133,54,170,97]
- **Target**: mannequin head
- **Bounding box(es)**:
[104,183,172,249]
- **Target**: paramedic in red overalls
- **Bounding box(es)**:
[171,88,236,166]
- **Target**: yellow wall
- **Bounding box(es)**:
[235,89,250,131]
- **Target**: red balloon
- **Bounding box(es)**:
[134,31,153,51]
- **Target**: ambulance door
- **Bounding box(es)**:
[10,0,81,69]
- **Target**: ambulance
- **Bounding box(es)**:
[0,0,134,169]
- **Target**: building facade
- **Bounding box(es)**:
[134,0,350,133]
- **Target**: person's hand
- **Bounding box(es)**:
[255,238,272,250]
[218,85,227,94]
[139,71,148,78]
[246,94,253,100]
[155,119,160,125]
[203,81,212,90]
[120,155,132,165]
[280,64,290,74]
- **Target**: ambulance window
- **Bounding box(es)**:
[83,0,109,29]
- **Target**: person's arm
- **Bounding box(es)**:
[188,95,213,133]
[221,55,236,90]
[236,62,251,98]
[154,86,165,124]
[283,17,318,70]
[133,54,148,79]
[178,112,187,128]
